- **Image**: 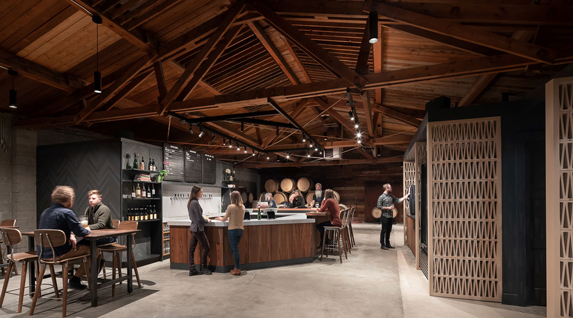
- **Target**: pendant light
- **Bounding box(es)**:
[8,70,17,109]
[93,15,103,93]
[368,11,378,44]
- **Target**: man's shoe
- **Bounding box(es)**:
[386,244,395,249]
[68,276,87,290]
[189,268,202,276]
[381,245,388,250]
[200,265,212,275]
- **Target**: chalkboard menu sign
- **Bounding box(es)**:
[163,143,184,182]
[184,148,202,183]
[202,153,216,184]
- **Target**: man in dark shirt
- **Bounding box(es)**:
[38,186,91,289]
[310,183,324,208]
[377,183,409,250]
[79,190,115,246]
[289,190,306,208]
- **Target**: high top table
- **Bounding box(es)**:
[23,228,140,307]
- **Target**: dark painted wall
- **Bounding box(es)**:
[428,99,546,306]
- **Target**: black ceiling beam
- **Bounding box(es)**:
[267,98,324,151]
[184,110,278,124]
[228,118,295,129]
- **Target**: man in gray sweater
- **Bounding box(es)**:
[78,190,116,246]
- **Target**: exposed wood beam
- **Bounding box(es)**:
[228,118,295,129]
[153,62,168,99]
[165,60,222,96]
[64,0,153,52]
[367,1,556,64]
[247,21,300,85]
[242,156,404,168]
[282,39,312,83]
[371,135,412,146]
[0,48,83,93]
[268,98,323,149]
[313,97,354,132]
[185,111,278,124]
[246,0,367,89]
[74,54,154,124]
[357,147,376,161]
[158,2,245,115]
[255,127,263,144]
[375,105,422,128]
[124,0,183,31]
[103,71,153,111]
[360,91,374,138]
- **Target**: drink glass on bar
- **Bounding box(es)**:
[80,216,89,229]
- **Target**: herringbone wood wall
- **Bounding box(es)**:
[427,117,502,302]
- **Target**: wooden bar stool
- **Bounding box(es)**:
[0,228,38,313]
[0,219,18,276]
[30,230,91,318]
[341,208,352,254]
[320,209,348,263]
[346,207,356,247]
[98,221,141,297]
[101,219,121,280]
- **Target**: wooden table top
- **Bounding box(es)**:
[306,212,330,217]
[278,208,318,212]
[21,229,140,239]
[0,226,18,229]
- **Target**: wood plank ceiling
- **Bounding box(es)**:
[2,0,573,168]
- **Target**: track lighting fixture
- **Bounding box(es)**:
[211,136,216,142]
[302,136,306,142]
[349,111,354,121]
[314,148,318,151]
[307,153,311,158]
[286,153,290,159]
[8,70,17,109]
[354,124,359,129]
[237,143,240,151]
[222,138,226,145]
[266,155,270,160]
[93,15,103,94]
[229,142,233,148]
[198,124,204,138]
[244,147,247,153]
[368,11,378,44]
[189,127,193,135]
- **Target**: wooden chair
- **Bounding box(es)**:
[98,221,141,297]
[0,228,38,313]
[0,219,18,276]
[320,209,348,263]
[101,219,121,279]
[29,230,91,317]
[347,207,356,247]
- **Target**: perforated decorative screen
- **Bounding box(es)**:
[427,117,502,302]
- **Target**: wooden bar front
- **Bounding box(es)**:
[170,222,315,272]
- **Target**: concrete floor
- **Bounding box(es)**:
[0,224,546,318]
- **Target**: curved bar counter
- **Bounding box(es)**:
[168,212,317,272]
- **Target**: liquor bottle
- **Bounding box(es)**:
[140,155,145,170]
[257,207,261,220]
[153,206,157,219]
[131,185,136,198]
[148,158,152,171]
[136,183,141,198]
[151,158,155,171]
[146,208,150,220]
[133,153,137,170]
[142,185,146,198]
[147,185,151,198]
[152,184,156,197]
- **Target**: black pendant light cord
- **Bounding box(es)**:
[96,23,99,73]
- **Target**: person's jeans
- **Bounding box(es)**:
[380,216,394,246]
[317,221,333,246]
[189,231,210,269]
[228,229,243,270]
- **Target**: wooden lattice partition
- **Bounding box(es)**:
[427,117,502,302]
[546,77,573,317]
[415,142,427,271]
[403,160,416,246]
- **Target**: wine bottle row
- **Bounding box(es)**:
[125,205,158,221]
[131,183,157,198]
[126,153,159,171]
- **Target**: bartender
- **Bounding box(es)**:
[309,183,324,208]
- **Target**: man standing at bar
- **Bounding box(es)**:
[38,186,91,289]
[310,183,324,208]
[377,183,409,250]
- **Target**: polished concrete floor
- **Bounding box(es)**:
[0,224,546,318]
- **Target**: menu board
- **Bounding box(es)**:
[202,153,217,184]
[184,148,202,183]
[163,143,184,182]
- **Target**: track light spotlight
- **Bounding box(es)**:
[198,125,204,138]
[244,147,247,153]
[286,153,290,159]
[354,124,359,129]
[8,70,17,109]
[368,11,379,44]
[267,155,270,160]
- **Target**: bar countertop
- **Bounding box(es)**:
[166,212,315,227]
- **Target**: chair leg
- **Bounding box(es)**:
[112,252,117,297]
[118,252,123,285]
[101,251,106,280]
[0,261,13,308]
[49,264,60,301]
[349,223,355,246]
[132,252,142,289]
[62,262,68,318]
[29,264,47,316]
[18,261,27,313]
[337,230,343,263]
[83,257,91,290]
[320,232,326,261]
[342,230,348,259]
[0,246,4,276]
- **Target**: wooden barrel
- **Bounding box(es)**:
[297,177,313,192]
[273,192,288,204]
[248,193,254,203]
[241,192,248,204]
[306,191,315,206]
[280,178,296,193]
[264,179,279,193]
[372,207,382,219]
[333,190,340,204]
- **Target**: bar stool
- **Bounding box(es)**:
[0,219,18,276]
[347,207,356,247]
[320,209,348,263]
[101,219,121,279]
[341,208,352,254]
[0,228,38,313]
[30,230,91,317]
[98,221,141,297]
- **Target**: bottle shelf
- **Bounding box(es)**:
[122,180,162,184]
[123,197,161,200]
[122,169,159,174]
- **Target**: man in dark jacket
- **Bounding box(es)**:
[38,186,91,289]
[81,190,116,245]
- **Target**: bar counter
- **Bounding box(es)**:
[167,212,317,272]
